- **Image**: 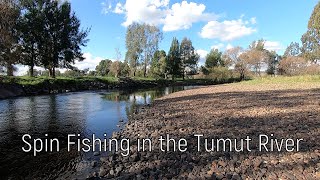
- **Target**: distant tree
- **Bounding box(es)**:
[205,49,223,68]
[142,24,162,77]
[110,61,121,78]
[301,1,320,63]
[224,46,249,80]
[265,50,279,75]
[180,37,199,79]
[95,59,112,76]
[283,42,301,58]
[125,23,144,77]
[243,40,268,76]
[150,50,167,78]
[278,56,307,76]
[120,60,130,77]
[0,0,21,76]
[166,37,181,80]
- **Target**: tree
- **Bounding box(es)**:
[0,0,21,76]
[150,50,166,78]
[205,49,223,68]
[167,37,181,80]
[278,56,307,76]
[29,0,89,78]
[301,2,320,63]
[265,50,279,75]
[110,61,121,78]
[283,42,301,58]
[142,24,162,77]
[125,23,144,77]
[243,40,268,76]
[180,38,199,79]
[224,46,249,80]
[95,59,112,76]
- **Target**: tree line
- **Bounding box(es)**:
[0,0,89,77]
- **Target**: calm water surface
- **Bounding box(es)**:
[0,86,198,179]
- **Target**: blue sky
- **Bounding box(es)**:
[15,0,320,74]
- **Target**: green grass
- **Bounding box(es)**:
[240,75,320,85]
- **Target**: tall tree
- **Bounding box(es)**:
[180,37,199,79]
[301,1,320,63]
[150,50,166,78]
[283,42,301,58]
[0,0,21,76]
[30,0,89,78]
[125,23,144,77]
[142,24,162,77]
[167,37,181,80]
[205,49,223,68]
[224,46,249,80]
[244,40,268,76]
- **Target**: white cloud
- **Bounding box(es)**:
[74,52,104,71]
[264,41,283,52]
[196,49,208,65]
[200,17,257,41]
[163,1,217,31]
[110,0,218,32]
[120,0,169,27]
[113,2,125,14]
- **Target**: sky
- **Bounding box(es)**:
[16,0,319,75]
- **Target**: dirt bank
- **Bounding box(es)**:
[95,81,320,179]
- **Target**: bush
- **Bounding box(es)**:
[206,66,234,82]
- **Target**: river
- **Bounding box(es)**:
[0,86,198,179]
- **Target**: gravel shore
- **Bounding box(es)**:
[96,82,320,179]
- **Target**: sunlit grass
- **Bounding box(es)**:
[241,75,320,85]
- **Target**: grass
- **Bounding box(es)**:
[240,75,320,85]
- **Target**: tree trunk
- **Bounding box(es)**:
[52,67,56,78]
[6,63,14,76]
[29,65,34,77]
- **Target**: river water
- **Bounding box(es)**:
[0,86,198,179]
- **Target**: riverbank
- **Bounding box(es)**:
[0,76,240,99]
[96,76,320,179]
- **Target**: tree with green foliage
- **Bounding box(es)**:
[95,59,112,76]
[301,1,320,63]
[125,23,144,77]
[205,49,223,68]
[265,50,279,75]
[142,24,162,77]
[180,37,199,79]
[150,50,167,78]
[166,37,181,80]
[0,0,21,76]
[22,0,89,78]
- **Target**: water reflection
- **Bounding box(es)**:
[0,86,198,179]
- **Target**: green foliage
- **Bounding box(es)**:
[95,59,112,76]
[125,23,162,77]
[150,50,167,78]
[301,2,320,63]
[166,37,182,80]
[180,37,199,79]
[205,66,234,82]
[19,0,89,78]
[205,49,223,68]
